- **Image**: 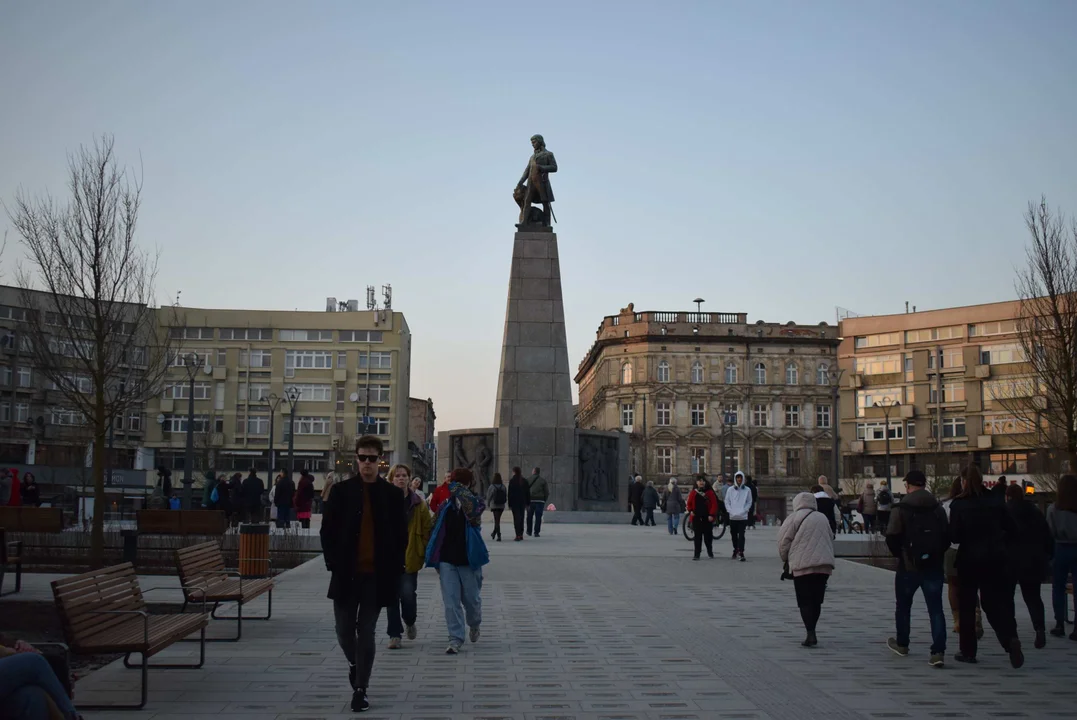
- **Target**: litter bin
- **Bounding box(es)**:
[238,523,270,578]
[121,529,139,565]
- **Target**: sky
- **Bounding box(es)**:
[2,1,1076,432]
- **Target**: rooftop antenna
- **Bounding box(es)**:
[174,290,181,306]
[366,285,377,311]
[382,284,392,310]
[693,297,705,314]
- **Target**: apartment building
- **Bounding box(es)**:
[575,304,840,519]
[143,299,411,481]
[838,299,1042,488]
[407,397,436,482]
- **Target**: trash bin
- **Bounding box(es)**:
[238,523,270,578]
[121,529,139,565]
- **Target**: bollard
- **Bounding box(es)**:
[238,523,270,578]
[121,529,139,565]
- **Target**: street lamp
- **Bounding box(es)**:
[261,393,286,480]
[829,367,846,494]
[873,396,901,494]
[181,352,200,510]
[719,408,736,481]
[284,385,301,481]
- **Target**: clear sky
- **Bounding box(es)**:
[2,1,1076,432]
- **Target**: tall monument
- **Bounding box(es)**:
[495,134,576,510]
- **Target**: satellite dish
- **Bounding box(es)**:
[349,392,359,402]
[203,364,213,375]
[156,413,166,425]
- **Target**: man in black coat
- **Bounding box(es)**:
[241,470,265,523]
[628,475,645,526]
[320,435,407,713]
[506,466,531,541]
[274,471,296,528]
[1004,483,1053,648]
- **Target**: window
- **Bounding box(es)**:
[990,452,1028,475]
[785,363,798,385]
[335,417,345,435]
[0,403,29,423]
[816,363,830,386]
[980,343,1025,365]
[50,408,86,426]
[929,381,965,404]
[336,385,345,411]
[784,404,800,427]
[969,320,1015,337]
[906,421,916,449]
[216,349,227,366]
[337,351,347,369]
[240,349,272,368]
[657,361,670,383]
[128,412,142,432]
[170,327,213,340]
[219,328,272,341]
[722,403,739,426]
[816,404,831,428]
[690,403,706,426]
[690,447,707,475]
[0,305,29,321]
[621,362,633,385]
[855,387,902,417]
[359,351,392,369]
[754,448,770,475]
[0,367,9,386]
[15,367,31,387]
[656,401,671,426]
[214,382,225,410]
[621,403,634,430]
[905,326,962,344]
[285,350,333,369]
[854,332,901,349]
[246,416,270,435]
[656,447,674,475]
[162,414,209,433]
[287,416,331,435]
[367,417,391,436]
[725,362,738,384]
[171,351,211,368]
[854,354,902,375]
[290,383,333,402]
[982,414,1036,435]
[279,329,333,342]
[691,361,704,384]
[359,384,391,404]
[754,362,766,385]
[983,377,1041,407]
[340,330,384,343]
[752,403,771,427]
[242,382,271,402]
[855,422,903,441]
[931,416,967,439]
[786,449,801,477]
[164,381,212,400]
[927,347,964,370]
[49,374,92,393]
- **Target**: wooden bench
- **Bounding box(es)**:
[175,541,273,642]
[0,506,64,533]
[0,528,22,595]
[51,562,208,710]
[137,509,227,535]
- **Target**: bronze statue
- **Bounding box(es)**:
[514,134,557,228]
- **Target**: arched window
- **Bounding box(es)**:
[817,363,830,386]
[754,362,767,385]
[621,362,633,385]
[657,360,670,383]
[691,361,704,384]
[785,362,798,385]
[725,362,738,384]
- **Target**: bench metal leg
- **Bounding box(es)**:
[0,561,21,597]
[196,589,271,642]
[81,626,205,711]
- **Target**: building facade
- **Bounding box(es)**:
[838,300,1043,490]
[575,304,840,519]
[143,302,411,482]
[407,397,436,482]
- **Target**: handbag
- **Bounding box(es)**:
[466,523,490,569]
[424,502,450,567]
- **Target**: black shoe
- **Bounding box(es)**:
[1008,639,1024,669]
[496,535,501,542]
[692,556,700,561]
[954,653,977,664]
[1070,631,1077,642]
[351,688,369,712]
[348,664,357,690]
[1050,624,1066,637]
[527,531,532,536]
[534,533,540,538]
[740,554,746,562]
[1035,630,1046,649]
[802,631,817,647]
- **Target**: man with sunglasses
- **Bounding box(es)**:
[321,435,408,713]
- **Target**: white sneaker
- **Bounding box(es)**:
[388,636,402,649]
[406,624,417,640]
[469,626,480,643]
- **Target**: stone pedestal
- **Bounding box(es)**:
[494,228,577,511]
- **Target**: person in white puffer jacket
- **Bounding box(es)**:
[778,492,836,648]
[724,472,754,561]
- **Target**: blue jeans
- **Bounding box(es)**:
[667,513,681,534]
[526,501,545,535]
[439,563,482,645]
[0,652,78,720]
[1052,543,1077,626]
[386,572,418,638]
[275,507,293,527]
[895,567,947,654]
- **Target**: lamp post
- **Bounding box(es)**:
[181,352,199,510]
[873,397,901,494]
[720,408,735,481]
[284,386,301,482]
[261,393,285,479]
[829,367,846,494]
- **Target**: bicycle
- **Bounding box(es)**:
[682,513,728,542]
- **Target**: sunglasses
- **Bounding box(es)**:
[356,454,380,463]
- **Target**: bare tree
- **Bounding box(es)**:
[6,135,174,566]
[1011,196,1077,484]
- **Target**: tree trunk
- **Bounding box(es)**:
[90,411,107,568]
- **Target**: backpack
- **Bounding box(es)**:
[901,505,948,570]
[492,484,506,505]
[878,489,892,506]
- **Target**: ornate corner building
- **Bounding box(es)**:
[574,304,839,520]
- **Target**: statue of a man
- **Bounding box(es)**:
[514,134,557,227]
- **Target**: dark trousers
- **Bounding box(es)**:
[1015,573,1046,633]
[332,575,382,691]
[729,519,748,553]
[511,506,525,538]
[895,567,947,653]
[1052,542,1077,626]
[386,572,418,638]
[958,570,1018,658]
[644,509,656,526]
[526,501,545,535]
[793,573,829,632]
[630,504,643,525]
[692,518,713,558]
[491,509,504,538]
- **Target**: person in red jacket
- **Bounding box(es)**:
[429,471,452,515]
[686,475,719,560]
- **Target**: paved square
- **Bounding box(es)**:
[71,520,1076,719]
